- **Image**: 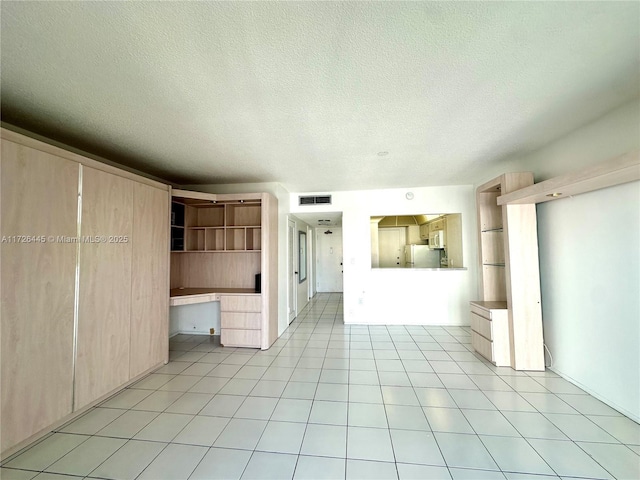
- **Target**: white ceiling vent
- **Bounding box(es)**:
[299,195,332,206]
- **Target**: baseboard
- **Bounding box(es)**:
[549,367,640,423]
[0,360,165,462]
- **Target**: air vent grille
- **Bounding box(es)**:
[299,195,332,206]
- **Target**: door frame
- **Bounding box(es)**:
[307,226,315,300]
[287,218,297,324]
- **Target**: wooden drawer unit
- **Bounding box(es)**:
[469,301,510,367]
[470,312,493,340]
[221,312,261,330]
[220,294,262,348]
[471,333,494,362]
[220,295,261,312]
[221,328,261,348]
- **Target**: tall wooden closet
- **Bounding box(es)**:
[0,129,170,457]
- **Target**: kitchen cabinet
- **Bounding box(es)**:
[419,223,429,240]
[406,225,422,244]
[429,217,446,232]
[472,172,544,370]
[444,214,463,268]
[0,128,170,457]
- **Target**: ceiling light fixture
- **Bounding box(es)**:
[546,193,563,197]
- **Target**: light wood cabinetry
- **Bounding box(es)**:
[220,295,262,347]
[429,217,446,232]
[497,149,639,206]
[130,183,170,378]
[75,167,134,409]
[444,213,463,268]
[170,190,278,350]
[0,128,170,457]
[472,173,544,371]
[469,302,510,366]
[406,225,422,244]
[172,198,262,253]
[419,223,429,240]
[0,140,78,454]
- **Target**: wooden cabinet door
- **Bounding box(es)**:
[130,183,169,378]
[445,214,463,268]
[75,167,133,409]
[406,225,421,244]
[1,141,78,453]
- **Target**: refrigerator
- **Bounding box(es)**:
[404,244,441,268]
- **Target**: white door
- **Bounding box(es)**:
[288,219,297,323]
[316,228,343,292]
[379,228,406,268]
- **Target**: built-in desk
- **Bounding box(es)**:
[170,288,263,349]
[170,287,258,306]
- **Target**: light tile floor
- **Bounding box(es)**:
[2,293,639,480]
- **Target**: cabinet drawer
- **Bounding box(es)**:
[220,295,261,312]
[221,328,260,348]
[470,303,491,319]
[471,331,493,362]
[470,312,492,340]
[222,312,261,330]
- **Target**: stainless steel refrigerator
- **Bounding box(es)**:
[404,244,441,268]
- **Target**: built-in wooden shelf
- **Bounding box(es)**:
[497,150,639,205]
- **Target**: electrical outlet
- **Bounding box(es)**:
[209,328,215,335]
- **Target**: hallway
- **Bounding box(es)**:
[2,293,638,479]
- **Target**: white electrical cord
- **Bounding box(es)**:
[543,343,554,368]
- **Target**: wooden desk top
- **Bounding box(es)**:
[469,300,508,310]
[170,287,257,297]
[170,287,259,306]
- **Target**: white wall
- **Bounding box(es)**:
[181,182,291,336]
[290,186,477,325]
[492,100,640,420]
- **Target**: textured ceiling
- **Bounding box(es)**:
[1,2,639,191]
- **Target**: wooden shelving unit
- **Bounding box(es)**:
[472,152,639,370]
[497,150,639,206]
[171,198,263,253]
[472,172,544,371]
[169,189,278,351]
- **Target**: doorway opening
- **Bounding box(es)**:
[315,226,343,293]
